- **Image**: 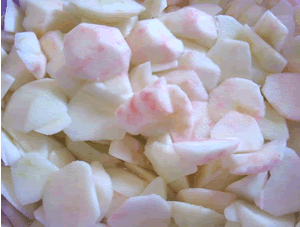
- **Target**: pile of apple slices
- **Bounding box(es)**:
[1,0,300,226]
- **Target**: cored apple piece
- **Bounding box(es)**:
[225,172,268,202]
[208,77,265,123]
[255,148,300,216]
[1,73,15,99]
[177,188,237,214]
[214,15,243,40]
[139,0,167,19]
[126,19,184,65]
[190,3,222,15]
[43,161,101,227]
[169,201,225,227]
[173,138,240,166]
[4,0,24,33]
[39,30,64,61]
[262,73,300,122]
[237,5,266,27]
[141,177,167,200]
[161,7,217,48]
[1,130,23,166]
[64,23,131,82]
[107,194,171,227]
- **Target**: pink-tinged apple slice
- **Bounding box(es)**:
[237,5,266,27]
[162,70,208,102]
[169,201,225,227]
[177,188,237,214]
[43,161,101,227]
[105,192,128,219]
[139,0,167,19]
[225,172,268,202]
[151,60,178,73]
[254,11,288,51]
[207,39,252,83]
[173,138,240,166]
[108,194,171,227]
[211,111,264,152]
[141,177,167,200]
[116,77,174,136]
[39,30,64,61]
[64,23,131,82]
[189,4,222,15]
[109,134,150,168]
[4,0,24,33]
[258,101,289,141]
[126,19,184,65]
[224,139,286,175]
[177,50,221,92]
[1,73,15,99]
[190,101,214,140]
[262,73,300,121]
[208,78,265,123]
[214,15,243,40]
[255,147,300,216]
[144,141,197,183]
[161,7,217,48]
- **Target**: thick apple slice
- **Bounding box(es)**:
[126,18,184,65]
[1,73,15,99]
[105,168,148,197]
[1,130,23,166]
[254,11,288,51]
[161,7,217,48]
[225,172,268,202]
[141,177,167,200]
[64,23,131,82]
[237,5,266,27]
[177,188,237,214]
[4,0,24,33]
[270,0,293,16]
[3,78,68,133]
[107,194,171,227]
[139,0,167,19]
[169,201,225,227]
[236,24,287,73]
[91,162,113,221]
[43,161,101,227]
[177,50,221,92]
[11,153,59,205]
[207,39,252,83]
[262,73,300,122]
[255,148,300,216]
[144,141,197,183]
[39,30,64,61]
[214,15,243,40]
[34,206,46,226]
[173,138,240,165]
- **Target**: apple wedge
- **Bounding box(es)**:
[39,30,64,61]
[139,0,167,19]
[4,0,24,33]
[107,194,171,227]
[214,15,243,40]
[141,177,168,200]
[43,161,101,227]
[48,147,77,168]
[3,78,69,133]
[1,130,23,166]
[169,201,225,227]
[262,73,300,122]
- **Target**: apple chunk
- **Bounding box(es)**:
[214,15,243,40]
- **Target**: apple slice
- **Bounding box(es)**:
[251,55,268,86]
[255,147,300,216]
[258,101,289,141]
[124,162,157,182]
[237,5,266,27]
[224,202,240,223]
[3,78,68,133]
[189,4,222,15]
[11,153,59,205]
[144,141,197,183]
[48,147,77,168]
[236,24,287,73]
[39,30,64,61]
[169,176,190,193]
[4,0,24,33]
[151,60,179,73]
[225,0,255,18]
[225,172,268,202]
[66,137,121,168]
[2,167,38,219]
[91,161,113,221]
[214,15,243,40]
[180,38,208,55]
[141,177,167,200]
[126,18,184,65]
[34,206,46,226]
[207,39,252,83]
[107,194,171,227]
[169,201,225,227]
[282,36,300,73]
[139,0,167,19]
[105,168,148,197]
[105,191,128,219]
[177,50,221,92]
[262,73,300,122]
[1,73,15,99]
[271,0,293,16]
[173,138,240,166]
[1,130,23,166]
[177,188,237,214]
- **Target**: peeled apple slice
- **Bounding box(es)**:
[3,78,68,133]
[43,161,101,227]
[214,15,243,40]
[39,30,64,61]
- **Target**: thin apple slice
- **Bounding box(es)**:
[225,172,268,202]
[161,7,217,48]
[105,168,148,197]
[124,162,157,182]
[139,0,167,19]
[237,5,266,27]
[141,177,167,200]
[91,161,113,221]
[105,191,128,219]
[214,15,243,40]
[33,206,46,226]
[255,147,300,216]
[207,39,252,83]
[3,78,68,133]
[43,161,101,227]
[169,201,225,227]
[262,73,300,122]
[189,3,222,15]
[173,138,240,166]
[107,194,171,227]
[4,0,24,33]
[169,176,189,193]
[258,101,289,141]
[144,141,197,183]
[39,30,64,61]
[1,130,23,166]
[126,18,184,66]
[177,188,237,214]
[1,73,15,99]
